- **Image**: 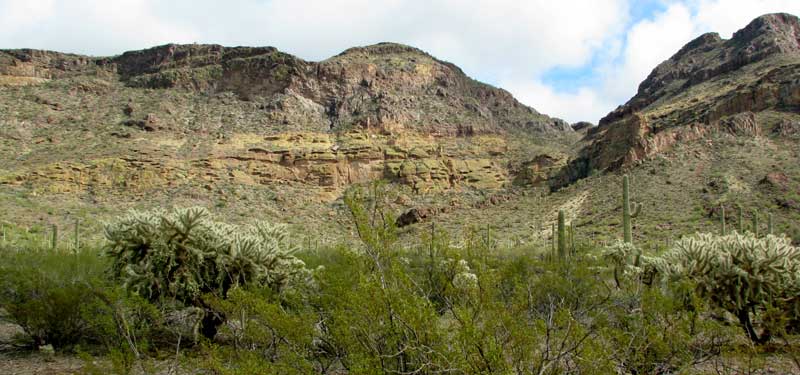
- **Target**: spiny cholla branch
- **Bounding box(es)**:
[104,207,309,305]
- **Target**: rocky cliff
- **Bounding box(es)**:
[557,13,800,187]
[0,41,575,222]
[1,42,569,135]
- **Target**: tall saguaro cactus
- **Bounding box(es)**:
[51,224,58,250]
[768,213,774,235]
[569,224,576,256]
[622,175,642,244]
[557,210,567,259]
[738,205,744,233]
[73,220,80,250]
[720,205,727,235]
[751,209,759,237]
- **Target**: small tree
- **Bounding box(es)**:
[657,232,800,344]
[104,207,308,339]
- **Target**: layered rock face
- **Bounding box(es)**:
[0,42,571,200]
[1,42,568,135]
[557,13,800,187]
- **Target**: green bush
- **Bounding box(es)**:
[81,286,163,372]
[104,207,310,339]
[0,247,107,350]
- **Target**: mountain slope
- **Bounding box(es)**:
[422,13,800,247]
[1,42,569,135]
[0,42,576,241]
[538,13,800,244]
[559,13,800,182]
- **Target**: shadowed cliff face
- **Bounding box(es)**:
[553,13,800,189]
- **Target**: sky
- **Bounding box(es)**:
[1,0,798,123]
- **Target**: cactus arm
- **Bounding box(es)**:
[631,202,642,218]
[569,224,575,256]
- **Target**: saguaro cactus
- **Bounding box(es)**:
[569,224,576,256]
[768,213,774,235]
[622,175,642,243]
[752,209,759,237]
[51,224,58,250]
[551,223,556,258]
[720,205,727,235]
[73,220,80,250]
[557,210,567,259]
[738,205,744,233]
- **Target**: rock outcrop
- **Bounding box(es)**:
[0,42,574,199]
[556,13,800,188]
[1,42,569,136]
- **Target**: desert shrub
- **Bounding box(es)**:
[80,286,163,373]
[200,287,319,374]
[0,247,107,350]
[601,281,736,374]
[658,232,800,344]
[104,207,309,339]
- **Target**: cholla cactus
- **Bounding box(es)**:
[658,232,800,344]
[602,240,641,288]
[104,207,308,338]
[452,259,478,291]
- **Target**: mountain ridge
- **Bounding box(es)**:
[1,41,570,135]
[0,13,797,246]
[554,12,800,188]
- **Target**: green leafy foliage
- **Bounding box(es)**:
[1,197,798,372]
[0,247,107,349]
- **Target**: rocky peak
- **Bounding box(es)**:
[600,13,800,128]
[672,32,723,60]
[0,48,96,79]
[1,42,571,135]
[730,13,800,53]
[555,13,800,190]
[335,42,430,58]
[109,42,569,135]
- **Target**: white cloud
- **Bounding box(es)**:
[692,0,800,38]
[501,79,616,125]
[505,0,800,123]
[0,0,628,78]
[0,0,56,32]
[499,3,698,123]
[0,0,198,56]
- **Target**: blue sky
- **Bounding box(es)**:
[1,0,798,123]
[541,0,667,93]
